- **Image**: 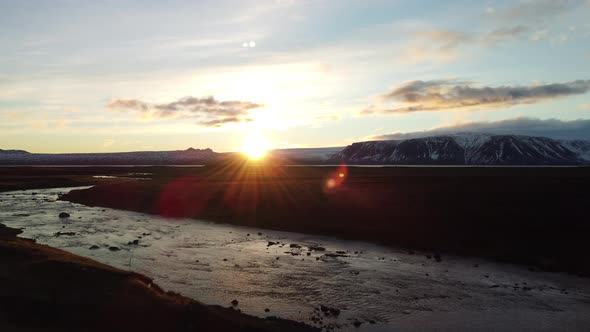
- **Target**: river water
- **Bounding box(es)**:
[1,187,589,331]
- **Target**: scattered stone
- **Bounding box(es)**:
[265,308,270,312]
[246,233,250,236]
[289,243,301,248]
[306,252,311,256]
[275,257,280,260]
[308,245,326,251]
[89,245,100,250]
[434,252,442,262]
[109,246,120,251]
[267,241,278,247]
[489,285,500,288]
[320,305,341,317]
[231,299,239,306]
[324,253,349,258]
[258,232,262,236]
[223,258,228,261]
[353,320,362,328]
[127,239,139,245]
[58,212,70,218]
[54,231,76,237]
[335,250,346,254]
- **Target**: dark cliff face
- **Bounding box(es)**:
[393,137,465,164]
[472,136,580,165]
[331,134,588,165]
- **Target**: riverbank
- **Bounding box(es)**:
[57,164,590,276]
[0,222,316,332]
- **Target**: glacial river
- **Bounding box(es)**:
[1,187,589,331]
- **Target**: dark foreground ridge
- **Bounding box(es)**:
[0,223,316,332]
[60,165,590,276]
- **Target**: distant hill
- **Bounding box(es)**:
[0,148,217,165]
[0,149,30,155]
[330,133,590,165]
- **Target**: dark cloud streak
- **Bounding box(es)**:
[365,79,590,114]
[107,95,263,127]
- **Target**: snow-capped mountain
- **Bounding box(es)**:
[330,133,590,165]
[0,148,217,165]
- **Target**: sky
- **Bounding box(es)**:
[1,0,590,153]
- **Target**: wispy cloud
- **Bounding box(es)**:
[370,117,590,141]
[363,79,590,114]
[483,25,528,45]
[486,0,587,42]
[398,0,587,64]
[397,30,472,64]
[107,96,263,127]
[500,0,585,22]
[398,25,527,64]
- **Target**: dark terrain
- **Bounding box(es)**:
[39,163,590,276]
[0,222,315,332]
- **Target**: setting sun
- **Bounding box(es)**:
[241,134,272,160]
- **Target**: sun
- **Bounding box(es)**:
[241,134,271,160]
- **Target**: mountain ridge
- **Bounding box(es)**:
[330,133,590,165]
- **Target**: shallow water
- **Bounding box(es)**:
[1,187,590,331]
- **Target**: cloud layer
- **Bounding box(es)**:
[371,117,590,141]
[364,79,590,114]
[107,96,263,127]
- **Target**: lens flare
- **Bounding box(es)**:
[323,164,348,192]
